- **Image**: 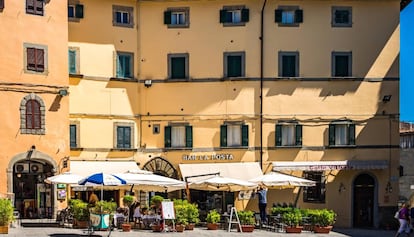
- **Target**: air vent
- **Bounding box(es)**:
[30,164,43,173]
[14,163,29,173]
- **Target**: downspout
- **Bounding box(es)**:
[260,0,267,171]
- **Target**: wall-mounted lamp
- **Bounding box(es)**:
[58,89,69,96]
[338,182,346,193]
[144,80,152,88]
[382,95,392,103]
[26,145,36,160]
[386,181,393,193]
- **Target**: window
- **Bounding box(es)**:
[68,2,84,20]
[113,5,134,28]
[20,93,45,134]
[329,121,355,146]
[24,43,48,74]
[278,51,299,77]
[220,6,249,26]
[26,0,43,16]
[114,122,134,149]
[303,171,326,203]
[332,52,352,77]
[164,125,192,148]
[332,6,352,27]
[68,47,80,75]
[224,52,245,78]
[276,123,302,146]
[0,0,4,10]
[275,6,303,26]
[220,124,248,147]
[164,8,189,28]
[116,52,133,79]
[168,53,189,79]
[70,122,80,148]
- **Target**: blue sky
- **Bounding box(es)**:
[401,3,414,122]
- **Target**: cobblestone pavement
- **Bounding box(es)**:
[1,226,397,237]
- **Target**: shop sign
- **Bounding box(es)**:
[182,153,234,161]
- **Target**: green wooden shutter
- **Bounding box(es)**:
[68,50,77,74]
[75,4,84,18]
[348,124,355,145]
[117,127,123,148]
[220,9,227,23]
[0,0,4,10]
[295,124,302,146]
[116,54,122,77]
[275,9,282,23]
[220,125,227,147]
[185,126,193,148]
[164,11,171,24]
[171,57,186,79]
[241,8,249,22]
[329,124,335,145]
[275,124,282,146]
[295,9,303,23]
[241,124,248,147]
[164,126,171,148]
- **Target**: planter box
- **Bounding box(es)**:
[0,225,9,234]
[238,225,255,232]
[185,223,195,230]
[285,226,303,233]
[314,226,332,234]
[207,223,219,230]
[122,223,132,232]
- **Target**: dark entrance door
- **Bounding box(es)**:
[353,173,375,227]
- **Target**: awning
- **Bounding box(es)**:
[272,160,388,171]
[70,161,140,177]
[179,162,263,182]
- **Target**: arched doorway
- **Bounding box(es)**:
[8,150,58,219]
[142,157,180,200]
[353,173,375,227]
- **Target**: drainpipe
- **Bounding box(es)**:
[260,0,267,171]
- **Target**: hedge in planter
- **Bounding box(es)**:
[0,198,14,234]
[237,210,255,232]
[206,210,221,230]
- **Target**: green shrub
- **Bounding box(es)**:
[271,206,293,216]
[282,208,302,227]
[0,198,14,226]
[237,210,255,225]
[312,209,336,227]
[173,199,200,225]
[91,200,117,214]
[69,199,89,221]
[206,210,221,224]
[122,195,134,207]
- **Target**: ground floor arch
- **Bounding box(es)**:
[353,173,377,228]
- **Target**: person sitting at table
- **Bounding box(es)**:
[133,202,143,229]
[114,207,126,229]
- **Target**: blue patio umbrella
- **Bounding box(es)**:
[78,172,127,199]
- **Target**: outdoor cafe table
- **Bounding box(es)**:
[142,214,161,229]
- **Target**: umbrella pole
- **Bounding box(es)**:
[101,185,103,201]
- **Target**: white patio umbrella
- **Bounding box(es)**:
[45,172,84,184]
[188,175,258,192]
[78,172,127,198]
[114,170,186,192]
[249,171,316,188]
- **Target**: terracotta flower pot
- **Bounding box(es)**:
[0,225,9,234]
[207,223,219,230]
[122,223,132,232]
[314,225,332,233]
[185,223,195,230]
[152,224,163,232]
[238,224,255,232]
[285,226,303,233]
[176,224,185,232]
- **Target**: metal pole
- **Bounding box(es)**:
[184,172,220,202]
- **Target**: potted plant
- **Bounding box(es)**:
[121,195,134,231]
[150,195,164,232]
[282,208,303,233]
[312,209,336,233]
[173,200,188,232]
[237,210,255,232]
[0,198,14,234]
[184,201,199,230]
[206,209,221,230]
[69,199,89,228]
[90,200,116,230]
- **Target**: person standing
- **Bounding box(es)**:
[395,203,411,237]
[257,185,268,223]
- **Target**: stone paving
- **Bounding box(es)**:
[1,226,397,237]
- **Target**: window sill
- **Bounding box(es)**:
[328,145,356,149]
[220,146,249,149]
[110,77,138,82]
[69,73,84,78]
[275,145,302,148]
[167,24,189,28]
[70,147,83,151]
[164,147,192,151]
[110,148,138,151]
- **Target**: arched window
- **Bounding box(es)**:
[26,100,41,129]
[20,93,45,134]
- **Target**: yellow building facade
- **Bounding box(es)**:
[0,0,69,218]
[66,0,400,228]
